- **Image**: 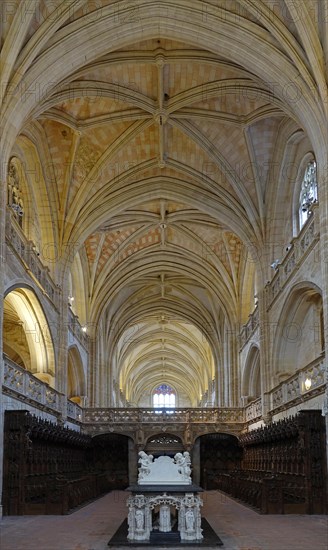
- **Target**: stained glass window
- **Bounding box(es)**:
[153,384,176,409]
[299,160,317,228]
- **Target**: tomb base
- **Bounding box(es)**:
[126,485,204,543]
[108,517,224,547]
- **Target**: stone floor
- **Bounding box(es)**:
[0,490,327,550]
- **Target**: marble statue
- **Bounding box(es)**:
[137,451,192,485]
[174,451,191,478]
[135,509,144,530]
[185,508,195,531]
[138,451,154,481]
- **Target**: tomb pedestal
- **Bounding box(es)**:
[126,485,203,542]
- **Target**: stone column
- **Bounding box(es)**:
[191,439,200,485]
[316,148,328,476]
[128,440,138,484]
[56,275,70,424]
[88,334,97,407]
[0,171,6,517]
[257,286,273,423]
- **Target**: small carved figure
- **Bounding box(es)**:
[135,509,144,530]
[138,451,153,467]
[174,452,184,466]
[138,451,154,480]
[174,451,192,480]
[183,451,191,475]
[185,509,194,531]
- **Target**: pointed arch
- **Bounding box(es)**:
[241,345,261,400]
[67,345,86,403]
[3,286,56,386]
[273,282,323,381]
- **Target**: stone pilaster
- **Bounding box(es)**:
[256,286,272,423]
[56,275,69,423]
[0,155,8,517]
[316,148,328,476]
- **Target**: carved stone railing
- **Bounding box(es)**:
[3,356,325,436]
[5,210,61,309]
[83,407,245,424]
[269,355,325,413]
[266,209,319,308]
[68,309,89,349]
[245,397,262,422]
[2,356,83,424]
[3,355,62,414]
[240,306,259,349]
[67,399,83,422]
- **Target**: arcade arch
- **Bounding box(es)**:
[274,284,323,382]
[3,287,56,386]
[67,346,86,405]
[242,346,261,402]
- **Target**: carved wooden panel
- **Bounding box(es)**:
[199,433,242,489]
[2,411,129,515]
[210,411,327,514]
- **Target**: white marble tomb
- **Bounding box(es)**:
[127,451,203,542]
[127,492,203,542]
[137,451,192,485]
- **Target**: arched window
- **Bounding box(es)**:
[299,160,317,229]
[153,384,176,410]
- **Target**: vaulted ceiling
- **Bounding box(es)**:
[1,0,327,406]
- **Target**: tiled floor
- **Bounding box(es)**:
[0,490,327,550]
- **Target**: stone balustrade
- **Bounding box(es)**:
[67,399,83,421]
[82,406,245,425]
[3,355,62,414]
[240,306,259,349]
[3,355,325,437]
[2,355,83,422]
[5,210,60,309]
[245,397,262,422]
[245,356,325,422]
[269,355,325,412]
[266,209,319,308]
[68,309,89,349]
[240,209,319,348]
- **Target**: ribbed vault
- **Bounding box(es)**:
[1,0,327,408]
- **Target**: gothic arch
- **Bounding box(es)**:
[67,346,86,404]
[3,286,56,385]
[241,346,261,401]
[292,152,317,236]
[273,282,323,382]
[8,139,58,268]
[145,433,184,456]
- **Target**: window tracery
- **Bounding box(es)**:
[299,160,317,229]
[153,384,176,409]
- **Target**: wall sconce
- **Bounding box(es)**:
[68,295,74,306]
[304,377,312,391]
[270,259,280,270]
[82,326,87,333]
